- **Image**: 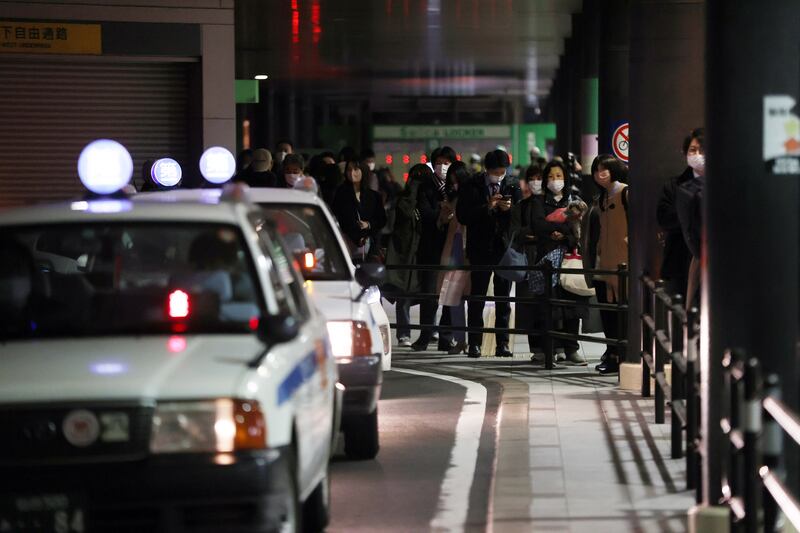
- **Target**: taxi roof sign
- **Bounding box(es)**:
[199,147,236,185]
[151,158,182,187]
[77,139,133,195]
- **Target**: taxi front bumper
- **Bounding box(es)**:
[336,353,382,417]
[0,448,292,533]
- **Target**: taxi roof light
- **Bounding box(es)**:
[151,158,183,187]
[77,139,133,195]
[199,146,236,185]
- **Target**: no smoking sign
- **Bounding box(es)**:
[612,123,629,163]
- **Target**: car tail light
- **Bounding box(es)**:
[326,321,373,357]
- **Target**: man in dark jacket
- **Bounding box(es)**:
[658,128,704,301]
[412,146,458,351]
[676,128,705,308]
[456,149,521,357]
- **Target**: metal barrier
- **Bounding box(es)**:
[382,262,629,370]
[720,351,800,533]
[640,275,702,496]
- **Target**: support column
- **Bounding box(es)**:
[704,0,800,507]
[598,0,629,158]
[626,0,705,366]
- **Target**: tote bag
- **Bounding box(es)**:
[559,250,596,297]
[497,234,528,283]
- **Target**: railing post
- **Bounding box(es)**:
[641,275,652,398]
[686,307,700,497]
[671,294,685,459]
[742,358,761,533]
[617,264,628,374]
[654,280,666,424]
[543,261,554,370]
[761,374,782,532]
[724,348,745,532]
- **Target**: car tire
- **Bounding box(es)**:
[343,407,379,460]
[301,463,331,532]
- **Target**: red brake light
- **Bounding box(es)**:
[168,290,190,319]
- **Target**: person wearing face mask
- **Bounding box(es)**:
[434,161,471,354]
[280,153,318,194]
[332,159,387,262]
[583,154,629,374]
[656,129,702,302]
[532,160,588,366]
[359,148,380,192]
[510,164,545,357]
[456,149,521,358]
[411,146,459,351]
[676,128,705,308]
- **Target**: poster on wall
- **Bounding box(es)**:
[763,95,800,175]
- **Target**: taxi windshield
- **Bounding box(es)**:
[258,204,350,282]
[0,222,264,339]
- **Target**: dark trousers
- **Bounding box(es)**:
[418,302,452,344]
[468,269,511,348]
[555,318,580,352]
[395,299,411,339]
[595,280,618,355]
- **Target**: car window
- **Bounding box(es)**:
[249,215,310,322]
[0,223,266,339]
[258,204,350,281]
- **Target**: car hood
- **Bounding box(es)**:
[0,336,261,404]
[305,280,375,325]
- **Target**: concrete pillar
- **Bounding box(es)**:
[598,0,629,158]
[626,0,705,365]
[704,0,800,506]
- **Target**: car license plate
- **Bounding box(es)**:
[0,493,85,533]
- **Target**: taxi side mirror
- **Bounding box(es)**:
[257,314,300,347]
[354,263,386,289]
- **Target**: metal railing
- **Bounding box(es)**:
[640,275,702,496]
[382,262,629,370]
[720,351,800,533]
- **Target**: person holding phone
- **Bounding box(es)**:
[456,149,521,357]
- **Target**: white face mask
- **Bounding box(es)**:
[367,162,376,172]
[488,172,505,185]
[531,179,543,194]
[548,180,565,194]
[285,173,302,186]
[687,153,705,174]
[276,151,287,163]
[435,163,450,180]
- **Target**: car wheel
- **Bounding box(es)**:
[301,463,331,532]
[343,407,379,460]
[280,446,302,533]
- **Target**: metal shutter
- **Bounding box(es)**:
[0,57,192,207]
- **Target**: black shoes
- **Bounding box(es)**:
[438,339,457,351]
[495,344,513,357]
[448,341,468,355]
[597,357,619,374]
[467,345,481,358]
[410,338,430,351]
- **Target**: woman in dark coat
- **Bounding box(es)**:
[331,159,386,263]
[384,164,429,346]
[532,160,589,366]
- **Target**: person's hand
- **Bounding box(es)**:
[358,220,370,230]
[524,233,537,242]
[551,231,564,241]
[498,198,512,212]
[488,194,503,210]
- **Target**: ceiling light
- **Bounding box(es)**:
[254,74,269,80]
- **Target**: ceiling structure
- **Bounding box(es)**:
[236,0,584,106]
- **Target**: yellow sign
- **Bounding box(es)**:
[0,22,101,55]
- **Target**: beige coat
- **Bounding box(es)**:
[596,184,629,302]
[436,199,470,304]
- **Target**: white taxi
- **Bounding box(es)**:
[142,187,390,461]
[0,142,338,533]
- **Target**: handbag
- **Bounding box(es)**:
[528,247,564,295]
[559,249,596,297]
[496,233,528,283]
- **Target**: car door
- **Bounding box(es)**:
[249,214,332,494]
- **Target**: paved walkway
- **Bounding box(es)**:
[386,301,695,533]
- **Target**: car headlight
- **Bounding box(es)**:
[150,399,267,454]
[326,320,373,357]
